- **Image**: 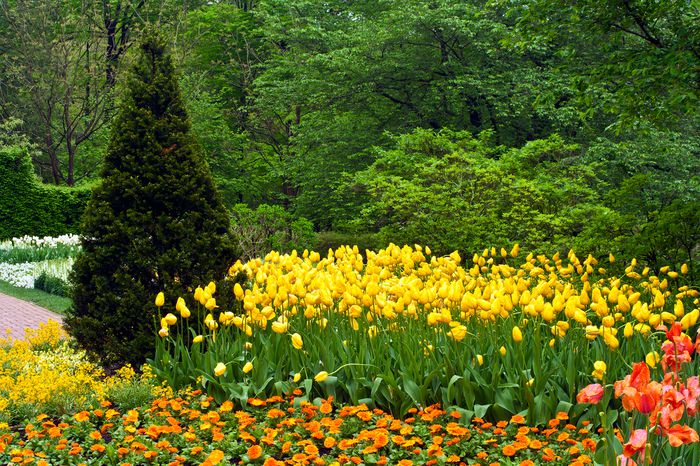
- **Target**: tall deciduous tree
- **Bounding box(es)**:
[66,30,236,365]
[507,0,700,130]
[0,0,116,185]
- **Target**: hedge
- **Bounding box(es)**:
[0,147,91,240]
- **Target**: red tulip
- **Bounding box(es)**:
[623,429,647,458]
[665,424,699,447]
[576,383,604,404]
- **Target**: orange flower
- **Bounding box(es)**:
[397,460,413,466]
[581,438,597,451]
[520,461,535,466]
[73,411,90,422]
[204,450,225,465]
[191,446,204,455]
[219,401,233,412]
[324,437,337,448]
[304,444,319,456]
[247,445,263,460]
[502,444,517,457]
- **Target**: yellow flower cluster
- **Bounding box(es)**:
[214,244,696,351]
[0,321,160,418]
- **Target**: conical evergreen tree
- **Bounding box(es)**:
[66,30,236,365]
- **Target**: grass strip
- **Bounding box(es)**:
[0,280,71,315]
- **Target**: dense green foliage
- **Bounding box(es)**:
[347,128,700,272]
[0,147,90,240]
[230,204,315,260]
[1,0,698,274]
[34,272,70,297]
[66,31,236,366]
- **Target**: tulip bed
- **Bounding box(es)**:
[149,244,699,464]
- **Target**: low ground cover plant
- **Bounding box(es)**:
[0,388,600,465]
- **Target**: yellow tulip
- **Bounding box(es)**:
[593,361,608,378]
[176,297,187,313]
[314,371,329,383]
[206,281,216,295]
[680,309,700,330]
[681,263,688,274]
[293,373,301,383]
[367,326,378,339]
[158,327,168,338]
[674,300,685,318]
[499,346,506,356]
[164,313,177,326]
[205,298,218,310]
[193,335,204,344]
[234,283,244,299]
[601,315,615,328]
[205,316,218,331]
[512,326,523,343]
[245,342,253,350]
[510,243,520,257]
[603,332,619,350]
[155,292,165,307]
[645,351,660,368]
[476,354,484,366]
[623,322,634,338]
[271,321,289,334]
[214,362,227,377]
[243,362,253,374]
[291,333,303,350]
[447,325,467,342]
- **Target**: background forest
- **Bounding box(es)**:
[1,0,698,271]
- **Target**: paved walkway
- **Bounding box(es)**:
[0,293,64,341]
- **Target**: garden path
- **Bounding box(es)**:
[0,293,63,340]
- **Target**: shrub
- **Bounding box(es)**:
[314,230,380,255]
[34,272,69,297]
[65,30,236,366]
[230,203,316,260]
